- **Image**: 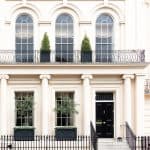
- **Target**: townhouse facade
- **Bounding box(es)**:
[0,0,150,142]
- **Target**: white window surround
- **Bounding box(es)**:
[51,86,80,134]
[7,8,39,50]
[8,87,39,135]
[50,8,80,52]
[91,7,123,51]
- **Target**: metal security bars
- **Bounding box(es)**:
[0,49,145,64]
[136,136,150,150]
[0,135,92,150]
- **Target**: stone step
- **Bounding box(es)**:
[97,139,131,150]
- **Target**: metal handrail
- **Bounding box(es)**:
[90,121,97,150]
[126,122,136,150]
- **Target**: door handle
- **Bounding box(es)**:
[96,121,103,125]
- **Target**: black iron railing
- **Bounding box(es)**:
[136,136,150,150]
[0,50,145,64]
[90,122,97,150]
[0,135,92,150]
[126,122,136,150]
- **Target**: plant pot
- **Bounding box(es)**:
[55,127,77,140]
[40,51,50,62]
[81,51,92,62]
[14,127,35,141]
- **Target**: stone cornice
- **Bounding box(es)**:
[0,63,147,75]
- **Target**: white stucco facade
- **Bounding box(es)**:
[0,0,150,139]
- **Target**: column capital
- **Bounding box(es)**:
[0,74,9,80]
[40,74,51,80]
[81,74,93,80]
[122,74,134,79]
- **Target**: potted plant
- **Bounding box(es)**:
[81,35,92,62]
[14,94,34,141]
[40,32,51,62]
[54,96,78,140]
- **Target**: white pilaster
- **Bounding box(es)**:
[81,74,93,135]
[135,74,145,136]
[123,74,134,127]
[120,22,125,49]
[0,74,9,135]
[40,74,51,135]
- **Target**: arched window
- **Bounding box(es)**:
[96,14,113,62]
[15,14,34,62]
[55,13,74,62]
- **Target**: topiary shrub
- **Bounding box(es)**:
[40,32,51,62]
[81,35,92,62]
[81,35,92,52]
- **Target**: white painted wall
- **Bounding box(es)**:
[0,0,149,136]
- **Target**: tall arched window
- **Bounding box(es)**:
[55,13,74,62]
[96,14,113,62]
[15,14,34,62]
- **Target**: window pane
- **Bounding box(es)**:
[15,92,33,127]
[55,92,74,126]
[15,14,34,62]
[62,37,67,43]
[96,14,113,62]
[16,44,21,51]
[55,14,73,62]
[68,38,73,43]
[56,37,61,43]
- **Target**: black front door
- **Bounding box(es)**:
[96,93,114,138]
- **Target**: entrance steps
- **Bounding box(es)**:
[97,139,131,150]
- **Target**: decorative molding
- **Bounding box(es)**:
[91,79,123,84]
[68,0,104,1]
[38,21,51,25]
[50,80,81,85]
[8,78,40,85]
[5,0,22,1]
[79,21,92,24]
[81,74,93,80]
[40,74,51,80]
[135,73,146,77]
[27,0,62,2]
[119,21,125,24]
[5,21,11,24]
[0,74,9,80]
[122,74,134,79]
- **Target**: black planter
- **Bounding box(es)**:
[55,127,77,140]
[81,51,92,62]
[14,128,35,141]
[40,51,50,62]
